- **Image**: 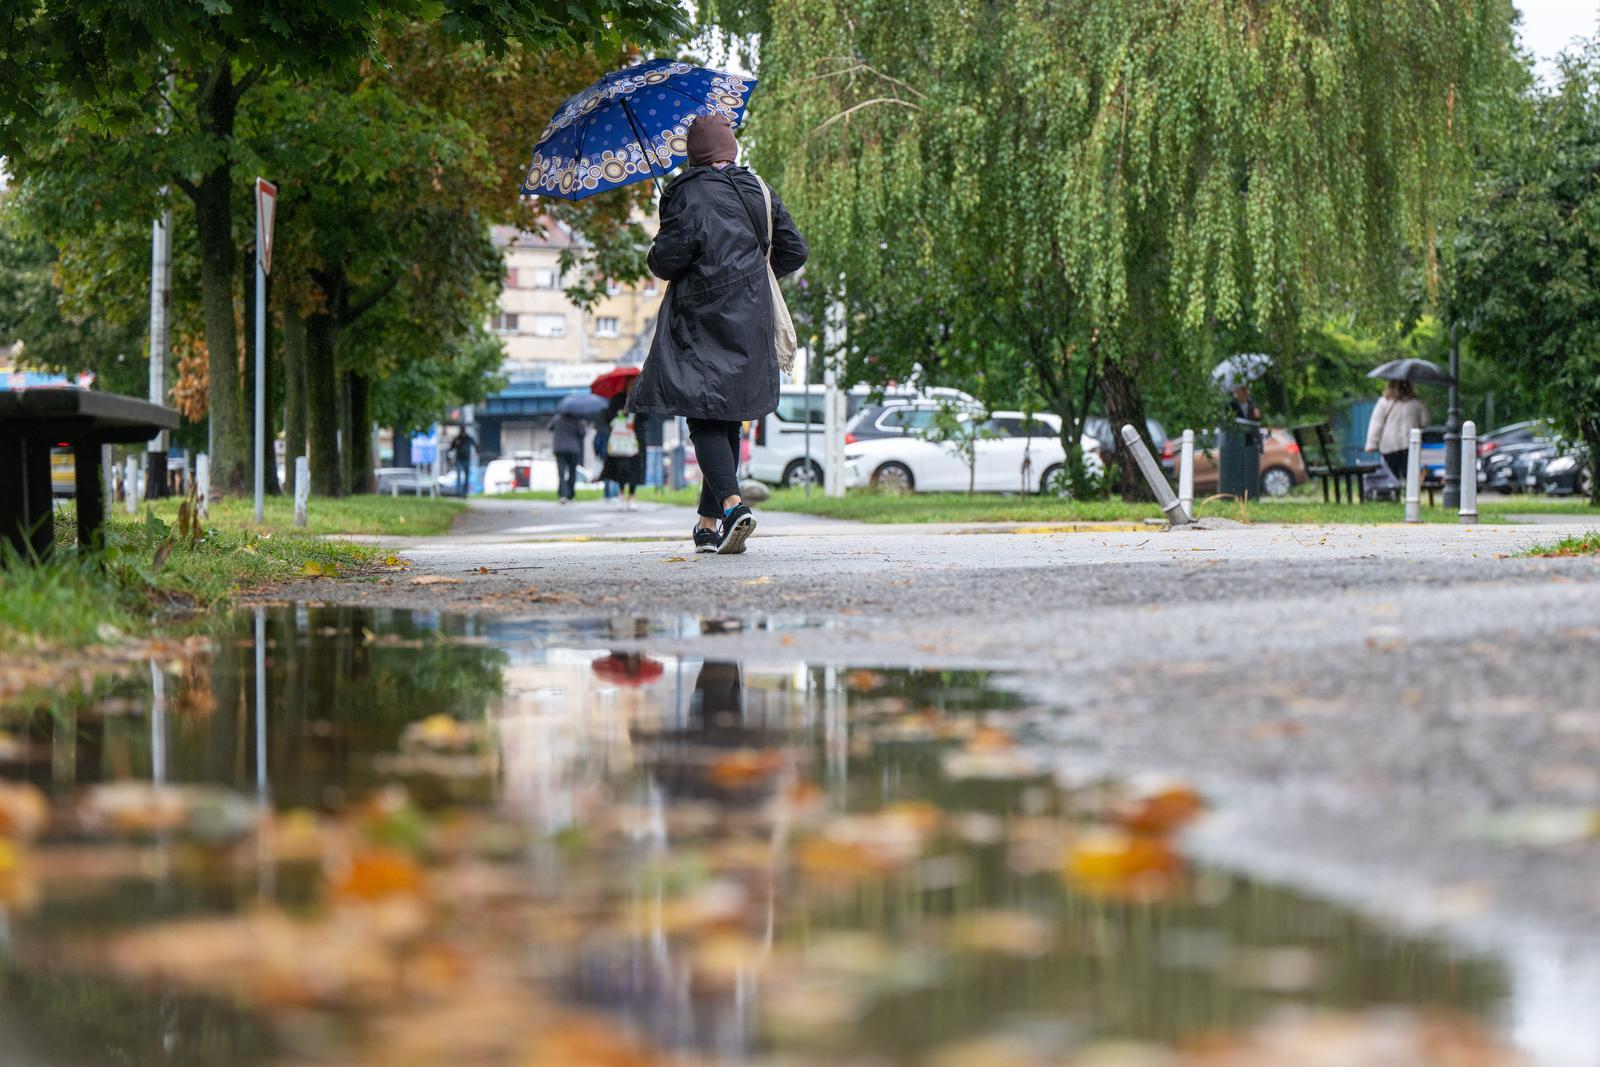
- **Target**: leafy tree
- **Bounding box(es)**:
[1452,43,1600,503]
[921,402,995,496]
[755,0,1517,497]
[3,0,687,495]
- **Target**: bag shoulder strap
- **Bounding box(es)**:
[758,179,774,264]
[716,168,769,257]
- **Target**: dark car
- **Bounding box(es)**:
[844,395,983,444]
[1476,420,1550,459]
[1541,445,1593,497]
[1479,439,1553,494]
[1084,416,1169,469]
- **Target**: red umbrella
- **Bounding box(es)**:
[591,365,640,399]
[592,652,665,687]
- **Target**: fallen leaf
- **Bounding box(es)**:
[411,575,464,586]
[739,575,775,585]
[0,782,49,840]
[662,556,690,563]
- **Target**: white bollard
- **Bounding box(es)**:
[196,453,210,518]
[294,456,310,528]
[124,457,139,515]
[1459,420,1478,525]
[101,445,115,519]
[1404,427,1422,523]
[1121,424,1194,526]
[1178,428,1195,520]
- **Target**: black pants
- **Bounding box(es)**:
[1382,450,1408,481]
[688,418,742,519]
[554,450,580,500]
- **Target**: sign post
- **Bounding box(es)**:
[254,178,277,524]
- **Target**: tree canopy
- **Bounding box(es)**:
[755,0,1517,495]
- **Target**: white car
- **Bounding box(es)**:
[843,411,1104,494]
[750,385,977,488]
[481,453,596,494]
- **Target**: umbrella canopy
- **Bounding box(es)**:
[1211,353,1274,392]
[557,393,608,416]
[592,653,665,687]
[1368,358,1454,385]
[591,365,641,400]
[520,59,757,203]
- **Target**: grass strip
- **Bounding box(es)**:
[1,511,381,650]
[1520,531,1600,558]
[138,493,465,537]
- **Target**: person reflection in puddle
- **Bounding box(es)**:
[634,659,778,803]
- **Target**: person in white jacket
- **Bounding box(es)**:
[1365,380,1430,479]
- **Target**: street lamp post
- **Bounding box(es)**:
[1443,324,1462,509]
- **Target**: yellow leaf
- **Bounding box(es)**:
[662,556,690,563]
[300,560,325,577]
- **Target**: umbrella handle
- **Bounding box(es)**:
[622,100,668,202]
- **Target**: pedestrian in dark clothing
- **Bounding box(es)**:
[550,411,587,502]
[629,113,808,554]
[448,430,476,496]
[600,385,646,509]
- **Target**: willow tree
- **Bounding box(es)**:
[755,0,1515,495]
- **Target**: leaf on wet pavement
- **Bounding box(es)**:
[411,575,464,586]
[0,781,49,840]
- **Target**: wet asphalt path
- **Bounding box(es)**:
[299,498,1600,1062]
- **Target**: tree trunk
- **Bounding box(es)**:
[1040,344,1099,498]
[393,428,412,468]
[347,372,373,494]
[1584,419,1600,507]
[305,312,342,496]
[1100,358,1154,502]
[262,275,280,496]
[282,312,307,496]
[194,61,245,494]
[337,370,352,493]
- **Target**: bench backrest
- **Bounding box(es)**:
[1291,423,1339,472]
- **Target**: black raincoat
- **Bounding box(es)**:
[629,165,808,422]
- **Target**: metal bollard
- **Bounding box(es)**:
[196,453,210,518]
[1404,427,1422,523]
[294,456,310,528]
[1178,428,1195,520]
[1459,420,1478,525]
[101,445,115,519]
[1121,424,1194,526]
[124,457,139,515]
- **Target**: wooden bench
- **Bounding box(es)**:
[1291,422,1379,504]
[1,390,179,561]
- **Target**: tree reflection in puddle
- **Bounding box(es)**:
[0,606,1518,1067]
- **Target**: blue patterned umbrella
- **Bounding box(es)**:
[520,59,757,202]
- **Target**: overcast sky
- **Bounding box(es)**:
[1518,0,1597,77]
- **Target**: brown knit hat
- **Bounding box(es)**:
[686,114,738,167]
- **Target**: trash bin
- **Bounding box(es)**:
[1218,418,1262,499]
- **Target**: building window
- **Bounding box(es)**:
[605,278,621,296]
[534,268,561,289]
[532,313,567,338]
[504,268,519,289]
[492,312,519,334]
[595,316,621,338]
[642,280,659,296]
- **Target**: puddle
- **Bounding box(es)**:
[0,607,1521,1065]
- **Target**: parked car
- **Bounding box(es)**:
[1541,445,1593,497]
[840,391,985,443]
[842,411,1103,494]
[1478,439,1554,494]
[1477,420,1552,459]
[481,453,596,495]
[750,385,976,488]
[1178,427,1308,498]
[1086,416,1169,471]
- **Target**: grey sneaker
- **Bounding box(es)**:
[716,504,757,554]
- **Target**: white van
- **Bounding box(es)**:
[749,385,976,488]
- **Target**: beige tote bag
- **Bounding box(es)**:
[758,179,798,377]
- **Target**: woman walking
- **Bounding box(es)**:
[550,409,588,503]
[629,114,808,554]
[1365,379,1430,480]
[602,383,645,510]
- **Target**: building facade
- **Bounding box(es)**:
[480,221,664,459]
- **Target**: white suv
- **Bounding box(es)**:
[749,385,976,488]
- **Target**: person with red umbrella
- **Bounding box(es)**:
[627,114,808,554]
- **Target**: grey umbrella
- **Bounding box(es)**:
[557,392,609,416]
[1368,358,1454,385]
[1211,352,1274,391]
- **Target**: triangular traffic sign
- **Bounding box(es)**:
[256,177,278,274]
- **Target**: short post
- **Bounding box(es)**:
[1459,420,1478,525]
[101,445,115,520]
[1121,424,1194,526]
[179,454,191,496]
[1178,428,1195,519]
[196,453,210,518]
[123,457,139,515]
[293,456,309,528]
[1404,427,1422,523]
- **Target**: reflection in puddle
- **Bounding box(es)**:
[0,607,1519,1066]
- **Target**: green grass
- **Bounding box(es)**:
[1521,530,1600,557]
[140,493,465,536]
[0,512,381,650]
[713,487,1600,525]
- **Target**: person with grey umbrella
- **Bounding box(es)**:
[1365,379,1430,480]
[550,410,589,502]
